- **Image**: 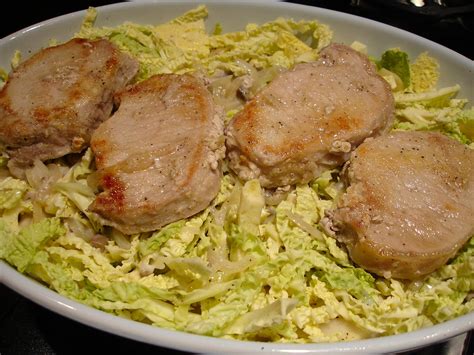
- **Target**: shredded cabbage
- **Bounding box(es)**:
[0,5,472,344]
[75,6,331,81]
[410,52,440,93]
[378,49,411,88]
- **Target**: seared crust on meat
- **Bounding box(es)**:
[0,38,138,175]
[89,74,225,234]
[330,131,474,280]
[225,43,394,188]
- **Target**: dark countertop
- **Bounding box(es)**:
[1,1,473,354]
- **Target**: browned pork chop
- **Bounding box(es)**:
[0,38,138,175]
[89,74,225,234]
[330,131,474,280]
[225,43,394,188]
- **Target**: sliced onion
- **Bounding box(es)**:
[110,228,131,250]
[66,217,95,242]
[90,234,109,250]
[285,210,324,241]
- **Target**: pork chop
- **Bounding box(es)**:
[0,38,138,176]
[225,43,394,188]
[329,131,474,280]
[89,74,225,234]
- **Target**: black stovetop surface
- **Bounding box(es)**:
[1,1,473,354]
